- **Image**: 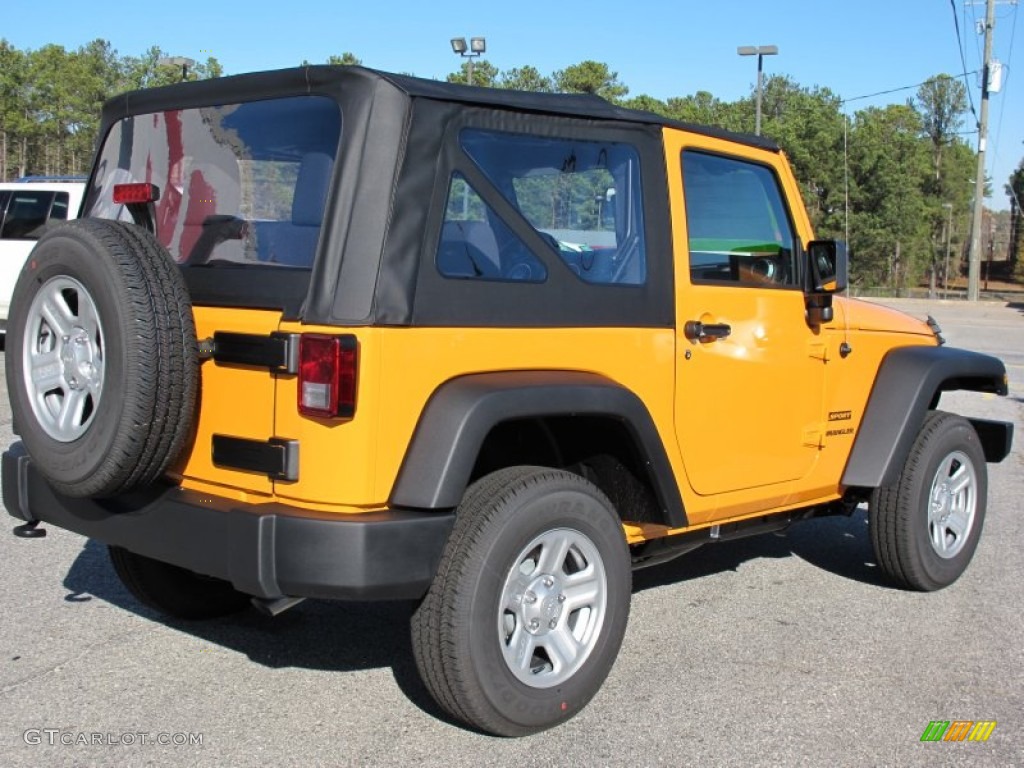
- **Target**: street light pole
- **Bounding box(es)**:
[737,45,778,136]
[450,37,486,86]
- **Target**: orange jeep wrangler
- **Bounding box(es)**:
[3,66,1013,736]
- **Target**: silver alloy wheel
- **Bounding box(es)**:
[21,276,105,442]
[927,449,977,559]
[498,527,608,688]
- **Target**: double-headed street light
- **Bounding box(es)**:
[451,37,486,86]
[737,45,778,136]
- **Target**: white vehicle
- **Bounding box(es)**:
[0,178,86,332]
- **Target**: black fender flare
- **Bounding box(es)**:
[841,345,1008,489]
[389,371,687,527]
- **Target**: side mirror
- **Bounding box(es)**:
[806,240,848,294]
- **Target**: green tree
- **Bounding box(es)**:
[846,104,933,291]
[326,52,361,66]
[913,75,970,292]
[755,76,846,235]
[552,61,628,102]
[498,66,552,92]
[24,44,76,175]
[665,91,743,131]
[0,40,30,178]
[915,75,968,182]
[621,94,667,114]
[446,60,499,87]
[1008,158,1024,278]
[122,47,223,90]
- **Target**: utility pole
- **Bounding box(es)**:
[967,0,996,301]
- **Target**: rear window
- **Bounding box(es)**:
[85,96,342,269]
[0,190,69,240]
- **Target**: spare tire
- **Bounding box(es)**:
[5,219,198,498]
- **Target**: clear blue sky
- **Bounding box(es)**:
[6,0,1022,210]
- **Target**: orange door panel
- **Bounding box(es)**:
[666,130,825,500]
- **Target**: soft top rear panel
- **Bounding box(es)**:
[86,68,412,321]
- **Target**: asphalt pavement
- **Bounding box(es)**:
[0,297,1021,767]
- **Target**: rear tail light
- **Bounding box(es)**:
[112,183,160,205]
[298,334,357,419]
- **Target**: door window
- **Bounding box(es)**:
[682,151,797,288]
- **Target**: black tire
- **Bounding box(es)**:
[5,219,198,497]
[109,546,250,620]
[870,411,987,591]
[411,467,631,736]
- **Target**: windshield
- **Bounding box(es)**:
[85,96,342,269]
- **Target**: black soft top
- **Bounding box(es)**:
[90,65,771,327]
[100,65,779,153]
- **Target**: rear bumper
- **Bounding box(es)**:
[3,442,454,601]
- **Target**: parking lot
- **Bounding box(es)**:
[0,297,1021,767]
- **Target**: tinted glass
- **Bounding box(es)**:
[49,192,70,220]
[437,174,548,282]
[86,96,342,268]
[0,191,58,240]
[682,151,797,287]
[458,129,646,286]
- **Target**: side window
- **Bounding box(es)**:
[0,191,57,240]
[49,192,71,221]
[682,151,797,287]
[437,173,547,282]
[452,129,646,286]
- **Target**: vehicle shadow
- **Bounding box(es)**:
[62,539,452,725]
[61,507,890,728]
[632,506,892,593]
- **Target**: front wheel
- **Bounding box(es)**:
[870,411,988,591]
[411,467,631,736]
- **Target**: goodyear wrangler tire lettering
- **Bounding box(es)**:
[5,219,198,498]
[410,466,631,737]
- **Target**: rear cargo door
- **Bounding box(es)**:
[83,95,342,495]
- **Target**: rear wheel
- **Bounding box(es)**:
[870,411,987,591]
[411,467,631,736]
[109,546,250,620]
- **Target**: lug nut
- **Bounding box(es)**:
[543,577,554,588]
[524,591,537,604]
[558,593,566,603]
[529,619,540,630]
[548,619,558,629]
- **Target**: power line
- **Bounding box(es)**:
[840,73,978,104]
[951,0,981,121]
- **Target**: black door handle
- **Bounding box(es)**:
[684,320,731,342]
